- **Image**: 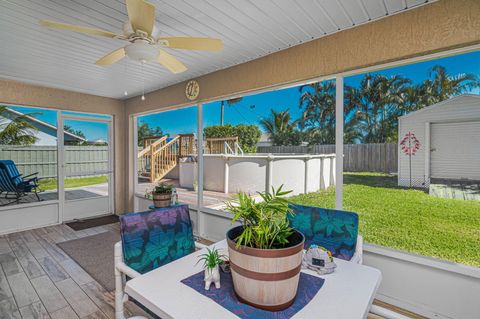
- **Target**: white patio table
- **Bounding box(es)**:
[125,240,382,319]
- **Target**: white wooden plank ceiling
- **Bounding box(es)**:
[0,0,434,99]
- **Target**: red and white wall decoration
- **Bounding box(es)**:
[400,132,421,187]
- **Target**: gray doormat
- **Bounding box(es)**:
[66,214,119,231]
[57,231,120,291]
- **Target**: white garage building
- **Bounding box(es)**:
[398,94,480,188]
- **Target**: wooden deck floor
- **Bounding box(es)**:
[137,178,233,209]
[0,222,423,319]
[0,223,150,319]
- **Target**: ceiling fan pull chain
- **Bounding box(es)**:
[141,61,146,101]
[124,59,128,96]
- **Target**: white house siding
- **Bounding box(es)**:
[398,94,480,188]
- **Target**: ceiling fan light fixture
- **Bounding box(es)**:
[124,41,158,63]
[38,0,223,73]
[122,21,160,39]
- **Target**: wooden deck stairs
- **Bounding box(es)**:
[138,134,195,183]
[138,135,242,182]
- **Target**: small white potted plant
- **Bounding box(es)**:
[197,247,226,290]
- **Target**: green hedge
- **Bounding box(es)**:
[204,124,260,153]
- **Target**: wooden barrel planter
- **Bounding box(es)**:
[152,193,172,208]
[226,226,305,311]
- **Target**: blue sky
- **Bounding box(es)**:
[139,50,480,135]
[5,107,110,141]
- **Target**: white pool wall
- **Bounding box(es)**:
[188,153,336,195]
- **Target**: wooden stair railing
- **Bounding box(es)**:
[178,134,195,157]
[138,136,168,180]
[205,136,239,154]
[150,136,180,182]
[138,134,242,182]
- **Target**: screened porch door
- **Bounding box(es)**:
[59,114,114,221]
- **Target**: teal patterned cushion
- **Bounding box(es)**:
[288,204,358,261]
[119,205,195,274]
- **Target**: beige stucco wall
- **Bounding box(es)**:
[0,79,127,213]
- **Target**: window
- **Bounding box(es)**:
[0,105,58,206]
[340,51,480,267]
[201,80,336,211]
[136,105,198,206]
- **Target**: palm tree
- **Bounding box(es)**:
[259,109,302,146]
[417,65,478,105]
[0,106,39,145]
[298,81,336,144]
[259,109,294,135]
[299,81,360,144]
[345,74,410,143]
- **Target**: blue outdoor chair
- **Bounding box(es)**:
[288,203,363,264]
[0,160,42,205]
[114,205,206,319]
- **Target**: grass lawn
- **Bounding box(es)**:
[39,176,108,191]
[289,172,480,267]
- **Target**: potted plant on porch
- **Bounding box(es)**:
[225,186,305,311]
[150,183,173,208]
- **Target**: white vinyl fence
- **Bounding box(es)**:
[0,145,108,178]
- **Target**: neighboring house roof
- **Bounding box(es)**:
[1,108,86,142]
[398,94,480,120]
[259,132,271,142]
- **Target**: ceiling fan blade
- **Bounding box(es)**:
[95,48,125,66]
[157,49,187,74]
[126,0,155,35]
[40,20,117,38]
[158,37,224,52]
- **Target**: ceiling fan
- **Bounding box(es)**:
[39,0,223,74]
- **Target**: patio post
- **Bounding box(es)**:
[57,111,65,223]
[196,103,205,237]
[335,76,344,210]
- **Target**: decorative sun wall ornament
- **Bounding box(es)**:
[185,80,200,101]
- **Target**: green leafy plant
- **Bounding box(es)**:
[196,247,226,269]
[152,183,173,194]
[0,105,40,145]
[226,186,294,249]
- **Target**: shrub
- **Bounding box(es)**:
[204,124,260,153]
[271,130,305,146]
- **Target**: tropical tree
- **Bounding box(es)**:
[298,81,336,144]
[296,65,479,146]
[416,65,479,105]
[345,74,410,143]
[0,106,39,145]
[64,125,86,140]
[137,121,164,147]
[259,109,303,146]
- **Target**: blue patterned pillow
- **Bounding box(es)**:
[288,204,358,261]
[119,205,195,274]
